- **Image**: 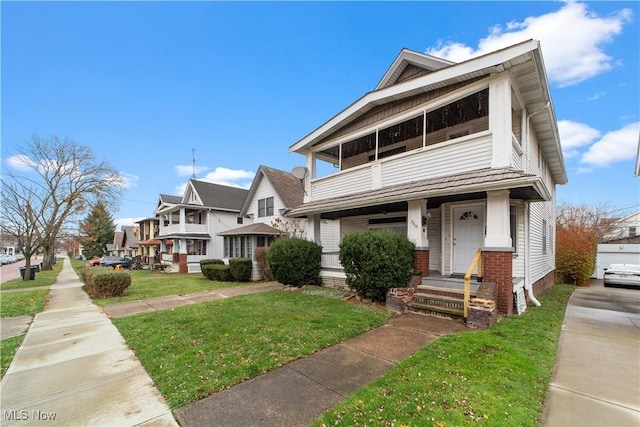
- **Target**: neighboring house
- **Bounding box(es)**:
[219,165,339,280]
[109,226,139,257]
[136,217,161,265]
[603,211,640,243]
[594,211,640,279]
[155,180,248,273]
[287,40,567,316]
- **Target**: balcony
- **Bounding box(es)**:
[309,130,492,202]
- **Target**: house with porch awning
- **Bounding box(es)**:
[287,40,567,316]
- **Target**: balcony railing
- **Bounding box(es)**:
[321,251,342,270]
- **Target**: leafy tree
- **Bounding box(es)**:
[79,201,116,259]
[555,202,614,286]
[1,135,123,276]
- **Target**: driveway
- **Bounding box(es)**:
[542,284,640,426]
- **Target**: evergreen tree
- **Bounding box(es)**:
[79,201,115,258]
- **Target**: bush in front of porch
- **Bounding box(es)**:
[339,230,415,302]
[267,237,321,287]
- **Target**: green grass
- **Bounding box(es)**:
[0,289,50,317]
[90,269,257,305]
[0,260,62,290]
[1,335,24,378]
[312,284,574,427]
[114,291,390,409]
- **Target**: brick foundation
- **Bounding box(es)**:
[178,253,188,273]
[482,250,513,315]
[321,276,348,291]
[413,249,429,277]
[530,270,555,301]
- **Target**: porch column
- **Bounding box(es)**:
[307,214,321,246]
[408,199,429,276]
[179,208,186,233]
[178,238,188,273]
[489,74,512,168]
[485,190,511,248]
[484,190,513,315]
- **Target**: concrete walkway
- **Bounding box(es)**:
[0,257,178,426]
[542,285,640,426]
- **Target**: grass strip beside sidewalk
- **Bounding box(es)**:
[313,284,574,427]
[114,290,390,409]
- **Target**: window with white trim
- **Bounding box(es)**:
[258,197,274,218]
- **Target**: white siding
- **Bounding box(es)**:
[320,220,340,252]
[207,210,242,260]
[427,208,442,273]
[527,198,556,284]
[512,201,526,279]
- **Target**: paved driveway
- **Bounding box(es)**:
[542,284,640,426]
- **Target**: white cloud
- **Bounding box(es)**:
[426,1,632,87]
[6,154,37,171]
[581,122,640,167]
[117,172,139,189]
[558,120,600,158]
[173,166,255,196]
[175,164,209,176]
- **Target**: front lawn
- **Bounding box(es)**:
[1,290,50,318]
[1,336,25,378]
[89,269,257,306]
[1,259,62,290]
[313,284,574,427]
[114,290,390,409]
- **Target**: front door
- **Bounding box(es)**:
[453,205,484,274]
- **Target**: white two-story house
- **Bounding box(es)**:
[155,180,248,273]
[287,40,567,315]
[219,165,339,280]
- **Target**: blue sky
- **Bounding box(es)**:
[2,1,639,229]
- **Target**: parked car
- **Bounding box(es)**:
[85,257,102,267]
[603,264,640,288]
[100,256,131,269]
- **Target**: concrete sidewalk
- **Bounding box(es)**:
[174,314,469,427]
[542,285,640,426]
[0,257,178,426]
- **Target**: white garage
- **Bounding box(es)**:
[594,243,640,279]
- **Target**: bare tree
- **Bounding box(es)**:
[1,135,124,276]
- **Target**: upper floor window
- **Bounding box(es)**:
[629,227,636,237]
[258,197,274,217]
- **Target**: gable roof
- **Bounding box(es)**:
[290,40,566,185]
[185,179,248,212]
[376,48,453,90]
[218,222,285,236]
[239,166,304,216]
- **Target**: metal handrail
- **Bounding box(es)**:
[464,249,483,318]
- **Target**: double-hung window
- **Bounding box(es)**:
[258,197,274,217]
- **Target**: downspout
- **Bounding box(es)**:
[525,201,541,307]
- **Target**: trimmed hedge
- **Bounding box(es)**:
[229,258,252,281]
[202,264,231,281]
[267,237,321,287]
[85,271,131,299]
[339,230,415,302]
[200,259,224,268]
[80,266,113,285]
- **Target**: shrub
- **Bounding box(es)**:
[85,271,131,299]
[267,237,321,287]
[339,230,415,302]
[556,223,596,286]
[80,266,113,285]
[229,258,252,281]
[254,247,272,281]
[200,259,224,268]
[202,264,231,281]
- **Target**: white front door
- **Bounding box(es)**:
[453,205,484,274]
